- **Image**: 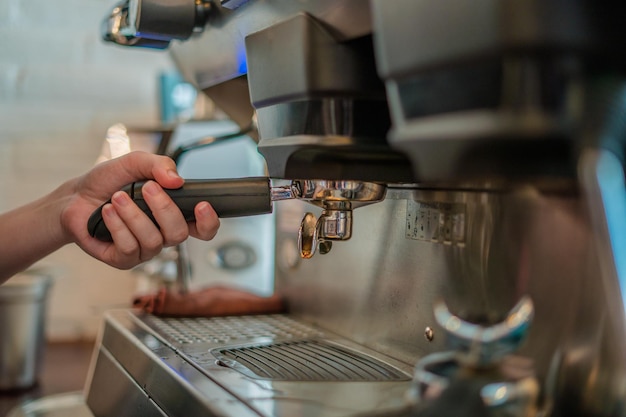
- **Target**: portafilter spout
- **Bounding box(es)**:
[293,180,387,258]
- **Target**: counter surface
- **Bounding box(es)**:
[0,342,94,417]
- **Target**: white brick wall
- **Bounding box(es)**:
[0,0,179,340]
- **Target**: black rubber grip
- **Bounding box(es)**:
[88,177,272,242]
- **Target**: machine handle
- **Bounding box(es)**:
[88,177,272,242]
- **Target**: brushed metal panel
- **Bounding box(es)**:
[275,185,626,415]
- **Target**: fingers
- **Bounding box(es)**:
[99,179,220,268]
[116,152,184,190]
[83,152,184,203]
[191,201,220,240]
[105,191,164,262]
[141,181,189,246]
[100,203,139,262]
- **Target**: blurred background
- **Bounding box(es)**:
[0,0,214,341]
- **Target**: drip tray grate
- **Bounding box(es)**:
[212,339,409,382]
[142,314,324,345]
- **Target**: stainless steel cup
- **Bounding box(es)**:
[0,271,53,390]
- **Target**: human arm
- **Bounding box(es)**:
[0,151,220,283]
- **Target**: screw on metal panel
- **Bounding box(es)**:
[424,327,434,342]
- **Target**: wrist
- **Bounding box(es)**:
[53,177,81,246]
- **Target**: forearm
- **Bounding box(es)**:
[0,179,76,283]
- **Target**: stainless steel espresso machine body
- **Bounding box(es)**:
[86,1,626,416]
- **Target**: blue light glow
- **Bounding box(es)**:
[236,44,248,75]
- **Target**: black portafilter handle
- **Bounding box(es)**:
[88,177,272,242]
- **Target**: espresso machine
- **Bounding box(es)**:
[85,1,626,416]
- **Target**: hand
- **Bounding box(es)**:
[61,151,220,269]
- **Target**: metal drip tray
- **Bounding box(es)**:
[213,339,409,381]
[86,310,414,417]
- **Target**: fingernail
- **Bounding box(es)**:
[167,169,182,180]
[143,181,159,196]
[197,202,211,216]
[101,204,113,219]
[112,191,129,206]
